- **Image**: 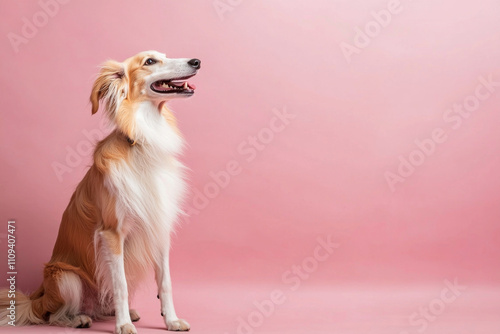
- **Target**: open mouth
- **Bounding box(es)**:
[150,75,196,94]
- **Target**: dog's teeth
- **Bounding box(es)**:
[183,82,188,89]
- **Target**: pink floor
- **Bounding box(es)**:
[2,281,500,334]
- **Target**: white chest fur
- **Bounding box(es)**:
[95,102,186,303]
[106,102,186,235]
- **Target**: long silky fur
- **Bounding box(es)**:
[93,101,187,312]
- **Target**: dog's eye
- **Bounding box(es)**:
[144,58,157,66]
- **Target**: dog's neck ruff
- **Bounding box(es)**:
[115,101,184,156]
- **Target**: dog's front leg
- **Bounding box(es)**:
[155,235,190,331]
[100,230,137,334]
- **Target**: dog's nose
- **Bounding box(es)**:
[188,58,201,69]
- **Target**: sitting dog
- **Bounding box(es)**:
[0,50,200,334]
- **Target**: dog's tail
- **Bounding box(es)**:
[0,287,45,326]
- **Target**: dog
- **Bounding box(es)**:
[0,51,200,333]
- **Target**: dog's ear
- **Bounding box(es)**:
[90,60,126,115]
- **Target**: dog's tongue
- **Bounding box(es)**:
[188,82,196,90]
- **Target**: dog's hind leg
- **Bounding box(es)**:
[129,309,141,322]
[53,270,92,328]
[33,263,93,328]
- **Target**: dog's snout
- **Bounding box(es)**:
[187,58,201,69]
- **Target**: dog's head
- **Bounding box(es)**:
[90,50,200,115]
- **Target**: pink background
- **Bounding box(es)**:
[1,0,500,333]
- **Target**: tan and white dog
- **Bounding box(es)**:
[0,51,200,333]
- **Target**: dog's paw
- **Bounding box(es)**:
[115,323,137,334]
[166,318,190,331]
[71,314,92,328]
[130,309,141,322]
